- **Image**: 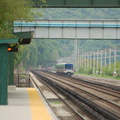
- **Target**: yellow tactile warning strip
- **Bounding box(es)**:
[27,88,53,120]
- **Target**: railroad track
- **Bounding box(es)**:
[31,70,120,120]
[72,74,120,91]
[30,72,86,120]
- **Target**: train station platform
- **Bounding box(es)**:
[0,87,58,120]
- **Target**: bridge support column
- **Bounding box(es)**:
[74,40,78,71]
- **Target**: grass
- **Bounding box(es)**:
[75,72,120,80]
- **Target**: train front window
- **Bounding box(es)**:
[65,64,73,69]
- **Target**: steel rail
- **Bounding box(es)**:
[30,72,85,120]
[33,70,120,120]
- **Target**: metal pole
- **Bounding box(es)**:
[93,52,96,74]
[91,52,94,70]
[78,49,79,70]
[83,53,85,71]
[90,52,92,69]
[84,53,86,71]
[96,51,99,74]
[109,48,111,70]
[18,73,20,87]
[114,47,116,74]
[86,53,87,72]
[100,50,103,74]
[104,49,107,68]
[29,74,31,87]
[80,53,81,68]
[88,53,90,70]
[82,53,83,68]
[86,53,88,71]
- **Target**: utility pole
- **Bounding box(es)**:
[93,51,96,74]
[77,49,80,69]
[82,53,84,68]
[89,52,92,69]
[87,53,89,70]
[104,49,107,68]
[100,50,103,74]
[80,53,82,68]
[114,47,116,75]
[86,53,88,71]
[84,53,86,72]
[109,48,111,70]
[88,52,90,70]
[96,51,99,74]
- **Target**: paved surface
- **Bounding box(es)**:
[0,88,31,120]
[0,88,58,120]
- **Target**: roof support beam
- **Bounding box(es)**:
[32,0,120,8]
[0,39,18,105]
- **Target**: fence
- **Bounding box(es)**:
[78,46,120,75]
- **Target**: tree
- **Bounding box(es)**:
[18,39,64,69]
[0,0,46,69]
[0,0,45,39]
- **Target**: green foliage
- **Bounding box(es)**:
[14,46,26,65]
[14,8,120,72]
[78,40,116,53]
[40,8,120,20]
[116,71,120,78]
[35,39,64,67]
[86,69,93,74]
[15,39,64,69]
[102,67,113,76]
[0,0,44,39]
[78,61,120,78]
[78,67,85,73]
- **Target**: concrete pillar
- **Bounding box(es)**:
[8,53,14,85]
[0,38,18,105]
[74,40,77,70]
[0,44,9,105]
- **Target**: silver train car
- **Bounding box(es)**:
[55,63,74,76]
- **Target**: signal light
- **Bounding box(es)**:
[7,48,12,51]
[8,44,18,52]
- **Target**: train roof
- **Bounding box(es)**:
[56,63,73,66]
[57,63,66,65]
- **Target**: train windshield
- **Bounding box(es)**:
[65,64,73,69]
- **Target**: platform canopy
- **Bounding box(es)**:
[0,31,33,105]
[13,31,34,45]
[32,0,120,8]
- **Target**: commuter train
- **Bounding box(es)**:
[55,63,74,76]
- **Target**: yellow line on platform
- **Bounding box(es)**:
[27,88,52,120]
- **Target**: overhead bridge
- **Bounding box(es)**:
[14,19,120,40]
[32,0,120,8]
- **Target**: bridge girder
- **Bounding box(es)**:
[14,19,120,40]
[33,0,120,8]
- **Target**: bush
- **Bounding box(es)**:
[86,69,93,74]
[116,71,120,78]
[78,67,85,73]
